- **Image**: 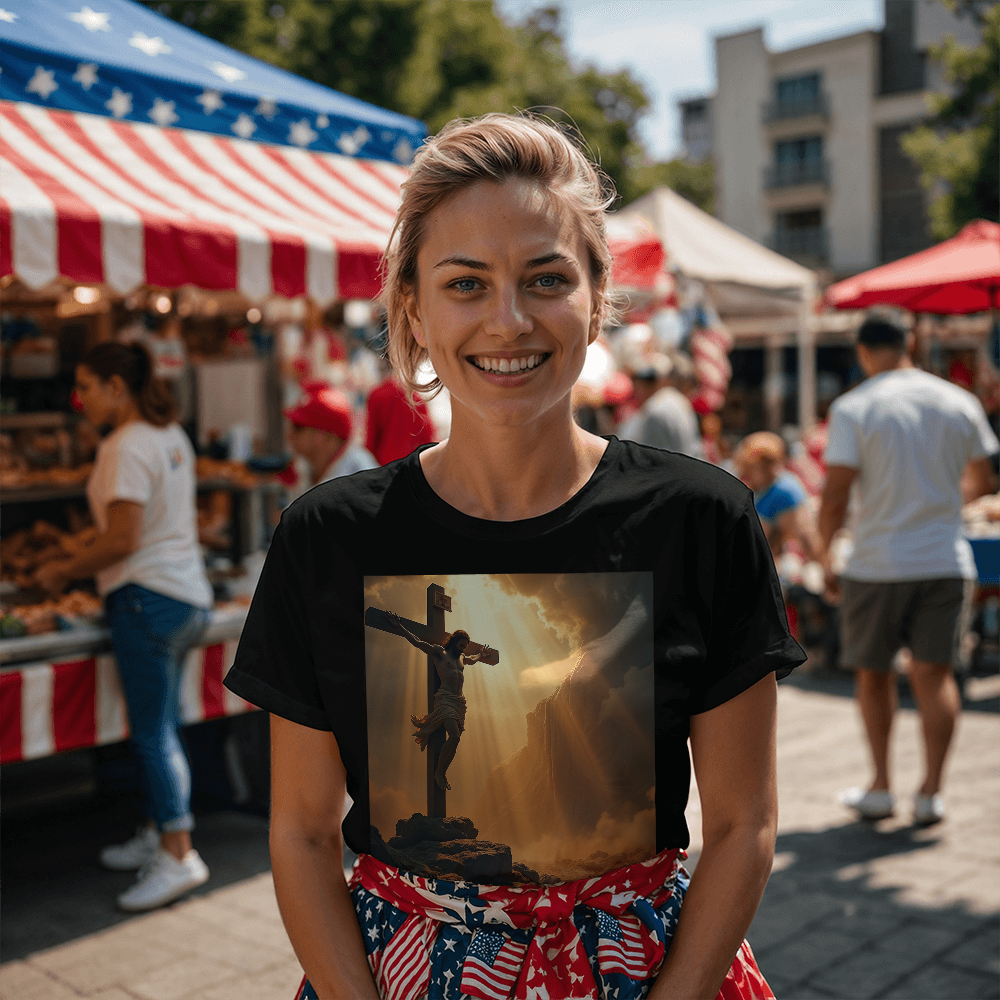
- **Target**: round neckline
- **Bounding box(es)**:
[405,436,622,539]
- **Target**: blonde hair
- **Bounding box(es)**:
[736,431,787,467]
[381,113,617,396]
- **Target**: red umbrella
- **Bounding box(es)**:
[824,219,1000,314]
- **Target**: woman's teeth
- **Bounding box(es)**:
[472,354,545,373]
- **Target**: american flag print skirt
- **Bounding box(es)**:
[294,849,775,1000]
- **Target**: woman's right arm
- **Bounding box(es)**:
[269,714,380,1000]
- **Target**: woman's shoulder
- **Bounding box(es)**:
[278,459,406,532]
[610,437,750,512]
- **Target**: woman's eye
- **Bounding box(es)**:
[451,278,480,293]
[534,274,565,289]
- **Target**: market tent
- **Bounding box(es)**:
[824,219,1000,314]
[613,186,819,427]
[0,99,406,302]
[0,0,424,163]
[613,186,816,315]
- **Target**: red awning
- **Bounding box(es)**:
[824,219,1000,314]
[0,99,406,303]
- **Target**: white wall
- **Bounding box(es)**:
[779,34,878,273]
[714,29,770,244]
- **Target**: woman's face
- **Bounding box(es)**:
[404,178,600,430]
[74,364,122,427]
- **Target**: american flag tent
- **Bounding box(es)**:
[0,0,424,302]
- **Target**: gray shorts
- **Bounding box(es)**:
[839,577,974,672]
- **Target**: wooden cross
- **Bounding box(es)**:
[365,582,499,818]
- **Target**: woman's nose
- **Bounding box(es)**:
[485,286,532,341]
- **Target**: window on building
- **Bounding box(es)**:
[775,136,823,166]
[775,73,820,108]
[773,208,826,260]
[879,0,925,94]
[682,100,709,124]
[879,123,932,262]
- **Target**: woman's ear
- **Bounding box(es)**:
[587,295,604,346]
[404,290,427,349]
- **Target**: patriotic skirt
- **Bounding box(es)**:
[295,850,775,1000]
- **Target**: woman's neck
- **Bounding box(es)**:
[109,400,142,430]
[419,408,608,521]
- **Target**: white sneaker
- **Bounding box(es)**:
[913,793,945,826]
[838,787,896,819]
[100,823,160,871]
[117,848,209,912]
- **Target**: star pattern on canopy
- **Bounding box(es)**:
[129,32,172,57]
[148,97,178,127]
[337,125,370,155]
[255,97,277,120]
[231,113,256,139]
[73,63,99,91]
[0,8,17,23]
[209,61,246,84]
[196,89,224,115]
[26,66,58,100]
[288,117,317,147]
[68,6,110,31]
[105,87,132,118]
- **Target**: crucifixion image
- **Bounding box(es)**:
[364,583,499,817]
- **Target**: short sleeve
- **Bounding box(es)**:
[824,402,860,468]
[967,397,1000,460]
[112,435,154,505]
[691,494,806,714]
[223,513,331,731]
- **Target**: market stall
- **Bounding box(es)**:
[612,186,820,430]
[0,0,426,764]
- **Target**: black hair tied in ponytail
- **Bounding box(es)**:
[80,341,178,427]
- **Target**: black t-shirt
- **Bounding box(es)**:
[225,437,804,885]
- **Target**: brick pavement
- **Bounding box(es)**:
[1,674,997,1000]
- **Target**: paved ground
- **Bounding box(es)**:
[1,669,997,1000]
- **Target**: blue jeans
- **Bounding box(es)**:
[105,584,209,833]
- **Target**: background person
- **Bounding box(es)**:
[364,365,437,465]
[35,342,212,912]
[736,431,823,564]
[283,385,377,503]
[618,351,705,458]
[818,312,999,825]
[225,113,803,1000]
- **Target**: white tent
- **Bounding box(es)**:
[613,186,819,429]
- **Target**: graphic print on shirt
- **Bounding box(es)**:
[364,572,655,885]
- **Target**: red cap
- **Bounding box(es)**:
[285,387,353,440]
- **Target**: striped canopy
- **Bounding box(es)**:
[0,99,407,303]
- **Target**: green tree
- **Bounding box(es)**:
[626,157,715,214]
[142,1,662,204]
[901,0,999,238]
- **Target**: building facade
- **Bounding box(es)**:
[684,0,981,278]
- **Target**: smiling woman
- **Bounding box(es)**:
[223,113,804,1000]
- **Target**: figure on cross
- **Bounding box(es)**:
[385,612,494,791]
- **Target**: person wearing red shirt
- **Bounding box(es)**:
[364,374,437,465]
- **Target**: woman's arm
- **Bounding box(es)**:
[650,673,778,1000]
[269,714,380,1000]
[35,500,143,594]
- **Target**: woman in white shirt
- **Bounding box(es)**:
[36,342,213,912]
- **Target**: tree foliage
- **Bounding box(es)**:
[626,158,715,214]
[142,0,684,208]
[901,0,999,238]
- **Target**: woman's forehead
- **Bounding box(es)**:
[419,178,584,262]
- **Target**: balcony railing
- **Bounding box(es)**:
[761,91,831,124]
[763,159,830,189]
[770,226,829,261]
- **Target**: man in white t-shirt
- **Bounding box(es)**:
[283,385,377,504]
[819,312,999,825]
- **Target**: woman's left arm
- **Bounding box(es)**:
[650,672,778,1000]
[35,500,144,594]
